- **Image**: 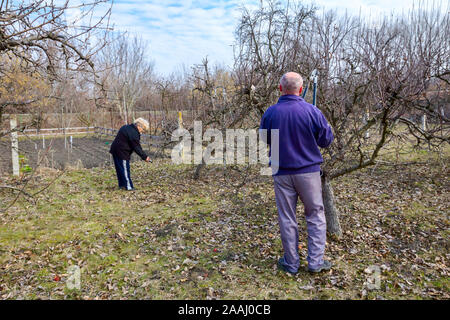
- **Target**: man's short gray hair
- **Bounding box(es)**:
[134,118,149,131]
[280,72,303,94]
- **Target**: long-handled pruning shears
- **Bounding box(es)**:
[302,69,318,106]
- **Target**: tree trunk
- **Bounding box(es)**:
[193,160,205,180]
[321,175,342,237]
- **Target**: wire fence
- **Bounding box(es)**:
[0,127,171,175]
[93,127,168,149]
[18,127,96,137]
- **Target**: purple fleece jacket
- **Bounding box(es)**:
[260,95,334,176]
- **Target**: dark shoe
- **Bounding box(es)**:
[308,260,333,273]
[119,187,135,191]
[277,257,298,275]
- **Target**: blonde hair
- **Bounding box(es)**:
[134,118,149,131]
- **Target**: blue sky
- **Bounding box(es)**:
[98,0,436,75]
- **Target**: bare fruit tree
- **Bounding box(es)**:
[232,1,449,236]
[97,33,155,126]
[0,0,113,136]
[233,0,316,123]
[0,0,112,207]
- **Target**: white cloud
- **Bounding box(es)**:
[107,0,444,75]
[312,0,446,16]
[109,0,243,75]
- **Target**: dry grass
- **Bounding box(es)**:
[0,143,448,300]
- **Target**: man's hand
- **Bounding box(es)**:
[145,157,152,163]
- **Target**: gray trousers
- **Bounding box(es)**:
[273,171,326,272]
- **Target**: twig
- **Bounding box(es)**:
[0,185,35,204]
[32,170,66,197]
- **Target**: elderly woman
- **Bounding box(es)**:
[109,118,151,191]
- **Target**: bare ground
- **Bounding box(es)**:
[0,135,162,174]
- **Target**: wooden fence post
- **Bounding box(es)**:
[178,111,184,160]
[364,109,370,139]
[422,114,427,131]
[10,116,20,176]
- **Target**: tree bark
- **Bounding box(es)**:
[193,159,205,180]
[321,175,342,237]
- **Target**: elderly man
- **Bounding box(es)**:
[260,72,334,274]
[110,118,151,191]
